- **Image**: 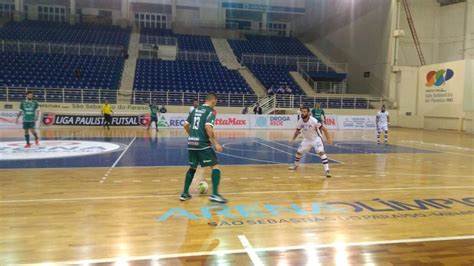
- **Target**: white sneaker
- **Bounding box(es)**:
[288,164,298,170]
[325,170,332,178]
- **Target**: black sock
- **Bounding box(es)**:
[183,168,196,194]
[25,134,30,145]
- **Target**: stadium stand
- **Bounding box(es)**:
[246,64,304,95]
[0,52,124,90]
[228,35,315,58]
[139,28,215,52]
[134,59,250,94]
[0,20,130,47]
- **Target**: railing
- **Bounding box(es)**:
[241,53,319,66]
[0,87,383,109]
[176,51,220,62]
[0,40,123,57]
[297,63,347,94]
[140,35,177,46]
[297,61,348,74]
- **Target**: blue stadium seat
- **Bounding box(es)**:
[0,20,130,47]
[247,64,304,95]
[133,59,251,95]
[0,52,124,102]
[139,28,215,52]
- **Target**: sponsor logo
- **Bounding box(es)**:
[42,113,147,126]
[269,116,290,126]
[324,117,337,126]
[157,116,169,127]
[0,141,125,161]
[255,116,267,128]
[215,118,247,126]
[156,197,474,226]
[425,69,454,87]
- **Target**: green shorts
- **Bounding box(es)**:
[188,148,219,168]
[23,121,35,129]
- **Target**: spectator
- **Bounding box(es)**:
[297,104,304,121]
[285,85,292,94]
[74,67,81,80]
[189,100,198,113]
[267,85,274,95]
[242,106,248,114]
[277,85,285,94]
[159,105,167,113]
[253,103,263,115]
[152,44,158,59]
[121,46,129,60]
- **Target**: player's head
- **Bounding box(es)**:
[315,102,321,108]
[104,99,109,104]
[193,100,198,107]
[26,91,33,100]
[301,107,310,119]
[205,93,218,107]
[381,105,385,112]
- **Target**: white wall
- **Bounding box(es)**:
[294,0,394,97]
[398,0,474,65]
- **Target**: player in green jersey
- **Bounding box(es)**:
[180,93,228,203]
[311,102,326,123]
[147,102,159,132]
[16,91,40,148]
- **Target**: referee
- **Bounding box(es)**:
[101,99,113,130]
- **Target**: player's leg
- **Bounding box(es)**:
[315,138,331,177]
[23,126,31,148]
[289,140,311,170]
[30,127,39,145]
[383,125,388,144]
[200,149,227,203]
[376,127,381,144]
[154,118,159,132]
[180,150,198,201]
[106,115,111,130]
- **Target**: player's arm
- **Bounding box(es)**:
[321,109,326,121]
[16,102,23,124]
[184,122,190,135]
[320,126,333,145]
[289,129,301,145]
[205,124,223,152]
[387,114,390,125]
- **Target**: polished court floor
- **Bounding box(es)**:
[0,127,473,265]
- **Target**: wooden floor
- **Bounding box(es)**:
[0,127,473,265]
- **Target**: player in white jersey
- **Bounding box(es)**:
[376,105,390,144]
[289,107,333,177]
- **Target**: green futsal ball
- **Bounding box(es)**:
[198,181,209,194]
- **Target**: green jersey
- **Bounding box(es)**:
[311,108,325,121]
[149,104,158,118]
[20,100,39,122]
[186,104,216,150]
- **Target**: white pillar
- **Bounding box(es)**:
[171,0,177,25]
[464,0,473,59]
[69,0,76,25]
[118,0,129,28]
[14,0,23,21]
[261,12,267,31]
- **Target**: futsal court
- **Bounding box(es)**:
[1,127,473,265]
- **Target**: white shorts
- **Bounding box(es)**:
[297,138,325,154]
[377,124,388,132]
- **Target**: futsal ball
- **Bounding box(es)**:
[198,181,209,194]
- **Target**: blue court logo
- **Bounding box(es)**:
[255,116,267,128]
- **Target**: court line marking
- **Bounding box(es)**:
[1,163,472,178]
[100,137,136,183]
[2,185,473,203]
[256,137,344,164]
[14,235,474,266]
[238,235,264,266]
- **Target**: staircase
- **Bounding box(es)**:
[118,31,139,104]
[211,38,242,70]
[238,69,267,95]
[401,0,426,65]
[289,71,316,96]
